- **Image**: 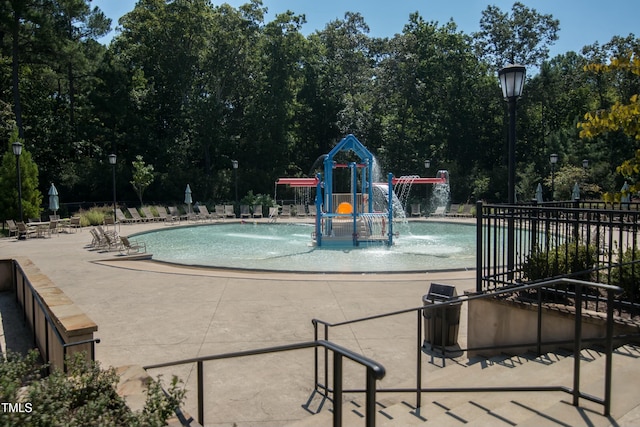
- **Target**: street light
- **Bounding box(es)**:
[582,159,588,169]
[550,153,558,200]
[12,142,23,223]
[232,160,238,206]
[498,64,526,280]
[108,154,117,223]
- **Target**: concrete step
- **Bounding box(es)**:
[288,345,640,427]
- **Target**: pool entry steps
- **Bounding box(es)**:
[277,134,449,247]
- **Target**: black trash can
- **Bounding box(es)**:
[423,283,461,347]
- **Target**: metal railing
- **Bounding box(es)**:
[144,340,385,427]
[12,260,101,373]
[476,201,640,318]
[313,279,624,418]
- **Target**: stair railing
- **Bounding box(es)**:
[313,278,623,417]
[144,339,385,427]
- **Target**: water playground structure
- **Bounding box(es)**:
[276,134,449,247]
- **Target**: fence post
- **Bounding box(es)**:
[197,360,204,425]
[333,352,343,427]
[476,201,483,293]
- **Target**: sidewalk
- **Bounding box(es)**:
[0,219,476,426]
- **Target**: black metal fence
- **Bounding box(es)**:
[476,201,640,318]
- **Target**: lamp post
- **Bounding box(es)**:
[550,153,558,200]
[108,154,117,223]
[12,142,23,223]
[232,160,238,206]
[498,64,526,280]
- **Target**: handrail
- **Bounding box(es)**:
[144,339,385,427]
[312,278,623,417]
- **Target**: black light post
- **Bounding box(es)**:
[550,153,558,200]
[498,64,526,280]
[108,154,117,222]
[12,142,23,223]
[232,160,238,206]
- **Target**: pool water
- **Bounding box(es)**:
[133,222,476,273]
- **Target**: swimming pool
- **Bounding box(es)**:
[133,221,476,273]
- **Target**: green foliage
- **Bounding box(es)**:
[76,206,111,227]
[522,242,597,282]
[130,155,155,205]
[0,351,185,427]
[0,130,43,221]
[608,247,640,298]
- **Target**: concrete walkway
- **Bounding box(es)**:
[0,218,476,426]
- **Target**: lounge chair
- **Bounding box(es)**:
[308,204,317,216]
[168,206,187,222]
[127,207,145,222]
[141,206,158,221]
[295,205,307,217]
[281,205,291,217]
[46,220,58,237]
[96,225,121,251]
[116,209,134,224]
[252,205,263,218]
[6,219,19,238]
[16,221,36,239]
[268,207,279,222]
[446,204,460,217]
[214,205,226,219]
[411,203,421,217]
[197,205,214,221]
[240,205,251,218]
[432,206,446,216]
[154,206,169,222]
[224,205,235,218]
[120,236,146,255]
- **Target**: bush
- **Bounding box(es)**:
[522,242,597,282]
[76,206,111,227]
[0,350,185,427]
[608,248,640,299]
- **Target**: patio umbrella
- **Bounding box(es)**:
[48,183,59,215]
[621,181,631,205]
[535,183,543,203]
[184,184,193,214]
[571,182,580,200]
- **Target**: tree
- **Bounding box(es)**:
[0,129,42,221]
[578,52,640,195]
[130,155,154,205]
[474,2,559,69]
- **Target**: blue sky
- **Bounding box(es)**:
[93,0,638,60]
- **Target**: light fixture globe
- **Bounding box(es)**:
[108,153,117,165]
[12,141,23,156]
[498,64,526,100]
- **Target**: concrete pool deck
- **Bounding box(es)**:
[0,217,476,426]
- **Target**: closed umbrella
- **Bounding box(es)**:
[48,183,59,215]
[621,181,631,206]
[184,184,193,214]
[535,183,543,203]
[571,182,580,200]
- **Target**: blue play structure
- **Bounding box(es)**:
[313,134,394,247]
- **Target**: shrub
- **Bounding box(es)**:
[608,247,640,299]
[0,350,185,427]
[76,206,111,227]
[522,242,597,282]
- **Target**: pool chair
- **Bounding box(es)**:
[295,205,307,217]
[308,204,317,216]
[240,205,251,218]
[127,207,146,222]
[252,205,263,218]
[154,206,169,222]
[281,205,291,217]
[214,205,225,219]
[411,203,421,217]
[120,236,146,255]
[432,206,446,216]
[6,219,19,238]
[197,205,214,221]
[16,221,36,239]
[224,205,236,218]
[268,207,279,222]
[116,209,135,225]
[141,206,158,222]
